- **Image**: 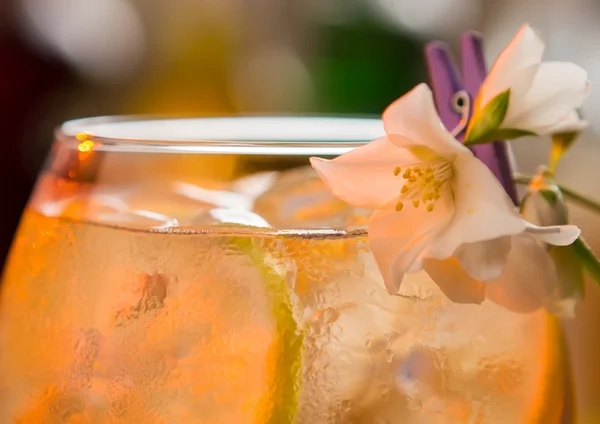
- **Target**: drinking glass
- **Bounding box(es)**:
[0,117,570,423]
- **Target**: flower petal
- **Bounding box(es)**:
[524,221,580,246]
[479,24,545,107]
[422,258,485,304]
[310,136,416,209]
[452,236,512,281]
[505,62,590,132]
[369,198,453,293]
[485,233,557,313]
[382,84,468,157]
[545,110,589,134]
[428,153,525,259]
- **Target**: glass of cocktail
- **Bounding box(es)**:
[0,116,569,423]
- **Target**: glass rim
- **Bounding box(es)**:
[57,115,386,155]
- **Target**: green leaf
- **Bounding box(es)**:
[572,236,600,287]
[464,89,510,144]
[465,128,536,145]
[491,128,537,140]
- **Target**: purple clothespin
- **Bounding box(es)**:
[425,32,519,205]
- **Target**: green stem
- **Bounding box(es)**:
[572,237,600,288]
[513,172,600,213]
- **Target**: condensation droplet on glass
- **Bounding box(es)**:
[395,348,439,400]
[323,307,340,325]
[330,324,343,337]
[380,385,391,396]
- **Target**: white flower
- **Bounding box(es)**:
[546,110,588,135]
[424,233,562,313]
[310,84,580,295]
[466,24,590,144]
[520,169,584,317]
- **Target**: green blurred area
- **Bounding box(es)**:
[311,18,424,114]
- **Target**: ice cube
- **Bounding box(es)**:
[36,182,189,229]
[253,166,370,228]
[172,181,254,210]
[58,182,243,227]
[122,182,222,223]
[45,192,130,221]
[97,209,179,229]
[230,171,278,199]
[188,208,270,228]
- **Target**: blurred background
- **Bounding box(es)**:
[1,0,600,421]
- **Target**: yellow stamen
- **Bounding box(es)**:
[395,202,404,211]
[396,161,453,210]
[394,167,401,176]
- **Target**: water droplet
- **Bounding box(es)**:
[395,348,440,399]
[330,324,343,336]
[114,273,170,326]
[341,399,353,413]
[445,397,473,421]
[380,385,391,401]
[71,328,104,388]
[323,307,340,324]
